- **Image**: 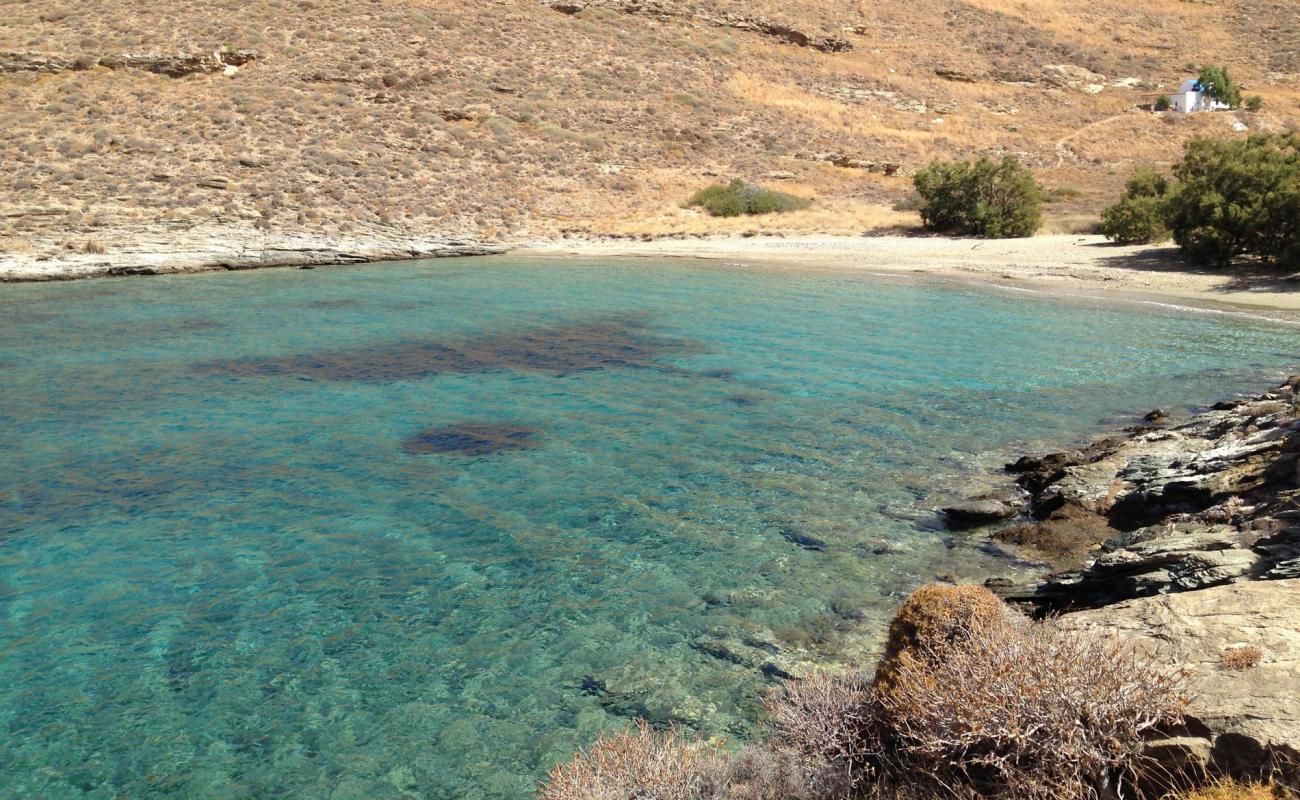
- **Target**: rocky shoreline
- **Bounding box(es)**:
[0,222,505,282]
[950,376,1300,784]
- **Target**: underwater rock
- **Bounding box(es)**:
[402,424,540,456]
[778,528,828,551]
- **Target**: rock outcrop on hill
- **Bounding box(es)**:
[545,1,852,52]
[952,376,1300,786]
[0,49,257,77]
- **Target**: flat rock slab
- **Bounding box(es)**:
[942,498,1017,528]
[1058,580,1300,781]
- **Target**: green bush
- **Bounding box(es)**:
[1165,133,1300,269]
[1153,95,1171,112]
[686,179,808,217]
[913,156,1043,238]
[1197,66,1242,108]
[1099,166,1173,244]
[1244,95,1264,112]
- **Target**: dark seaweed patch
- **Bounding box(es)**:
[198,317,700,382]
[402,424,540,456]
[305,299,361,309]
[725,394,759,406]
[166,319,223,333]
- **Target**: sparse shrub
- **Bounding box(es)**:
[1220,645,1263,671]
[686,179,809,218]
[1154,95,1172,112]
[913,156,1043,238]
[538,721,722,800]
[714,745,818,800]
[708,36,738,55]
[1165,133,1300,269]
[892,191,925,212]
[1245,95,1265,112]
[1045,185,1083,202]
[1100,166,1173,244]
[765,670,878,794]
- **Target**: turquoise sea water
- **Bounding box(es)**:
[1,257,1296,799]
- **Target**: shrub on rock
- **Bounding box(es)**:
[913,156,1043,238]
[881,613,1189,799]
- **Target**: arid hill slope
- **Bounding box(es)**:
[1,0,1297,250]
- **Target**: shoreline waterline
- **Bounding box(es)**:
[6,228,1300,325]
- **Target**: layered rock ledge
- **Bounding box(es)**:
[959,376,1300,784]
[0,223,505,282]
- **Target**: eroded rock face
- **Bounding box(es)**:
[1058,581,1300,786]
[545,1,852,52]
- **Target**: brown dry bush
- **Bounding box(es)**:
[764,585,1188,800]
[881,615,1189,799]
[542,586,1190,800]
[764,670,878,796]
[538,720,723,800]
[872,584,1009,693]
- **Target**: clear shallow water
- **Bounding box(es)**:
[0,257,1296,799]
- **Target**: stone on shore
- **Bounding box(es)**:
[1058,581,1300,785]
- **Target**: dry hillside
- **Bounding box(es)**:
[1,0,1297,249]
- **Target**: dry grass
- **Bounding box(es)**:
[1220,645,1264,672]
[1181,779,1286,800]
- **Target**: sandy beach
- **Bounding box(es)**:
[6,227,1299,324]
[520,233,1300,321]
